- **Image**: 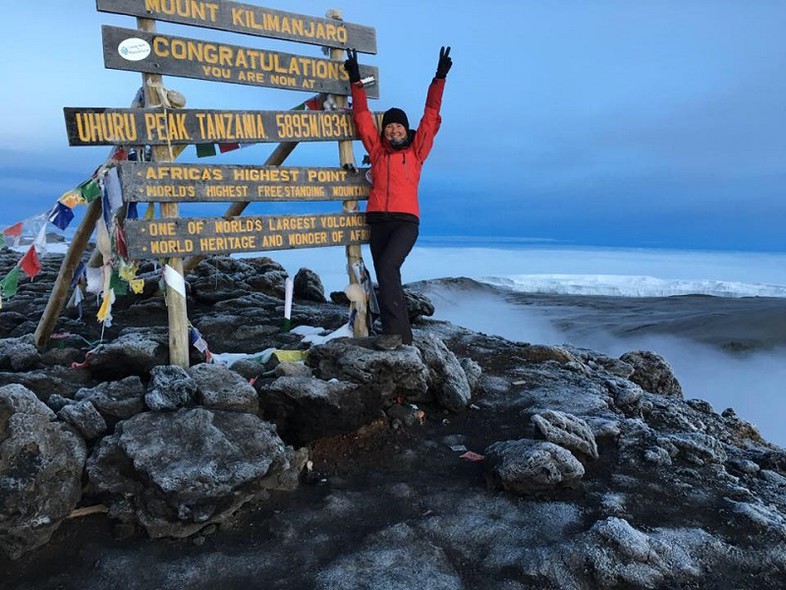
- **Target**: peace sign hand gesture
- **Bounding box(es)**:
[344,48,361,83]
[436,46,452,79]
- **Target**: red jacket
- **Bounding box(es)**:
[350,77,445,219]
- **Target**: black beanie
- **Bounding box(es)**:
[381,107,409,131]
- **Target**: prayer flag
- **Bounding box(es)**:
[79,179,102,203]
[33,224,48,256]
[105,168,123,213]
[48,202,75,230]
[196,144,217,158]
[305,97,322,110]
[59,189,85,208]
[218,143,240,153]
[70,261,86,288]
[114,221,128,259]
[97,291,112,322]
[110,270,129,296]
[3,222,22,238]
[0,267,20,297]
[19,246,40,278]
[129,278,144,294]
[118,262,137,283]
[127,202,139,219]
[144,203,155,220]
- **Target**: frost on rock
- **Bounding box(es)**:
[86,407,305,538]
[314,523,462,590]
[414,333,472,412]
[519,518,710,589]
[484,439,585,495]
[189,363,258,414]
[531,409,599,460]
[620,350,683,398]
[0,384,86,559]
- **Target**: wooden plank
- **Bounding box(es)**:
[182,139,299,274]
[63,107,383,146]
[125,213,369,258]
[136,16,190,368]
[118,162,370,202]
[102,26,379,97]
[327,14,368,338]
[34,199,104,350]
[96,0,377,54]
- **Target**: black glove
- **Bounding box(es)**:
[435,46,452,79]
[344,48,360,83]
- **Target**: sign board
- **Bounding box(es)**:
[102,26,379,97]
[118,162,371,202]
[96,0,377,54]
[125,213,370,258]
[63,107,384,146]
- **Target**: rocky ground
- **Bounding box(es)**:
[1,249,785,589]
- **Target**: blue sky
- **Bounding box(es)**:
[1,1,784,251]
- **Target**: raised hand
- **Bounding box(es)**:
[435,46,452,79]
[344,48,360,83]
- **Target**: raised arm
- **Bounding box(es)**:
[344,48,380,154]
[413,46,452,161]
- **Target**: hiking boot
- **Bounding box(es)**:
[374,334,403,350]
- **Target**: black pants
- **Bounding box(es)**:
[369,220,419,344]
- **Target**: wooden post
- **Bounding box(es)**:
[329,9,368,338]
[33,199,103,349]
[138,17,189,368]
[182,140,298,275]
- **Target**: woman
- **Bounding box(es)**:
[344,46,452,345]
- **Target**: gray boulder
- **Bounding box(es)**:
[532,409,599,460]
[309,339,429,401]
[0,384,86,559]
[620,350,683,397]
[57,400,107,441]
[86,407,306,538]
[273,362,313,378]
[86,332,168,379]
[0,368,86,400]
[605,376,645,410]
[459,357,483,395]
[145,365,197,412]
[519,517,707,588]
[189,363,258,414]
[294,268,327,303]
[484,439,585,495]
[259,376,380,444]
[0,335,39,372]
[403,287,435,320]
[414,333,471,412]
[75,376,146,420]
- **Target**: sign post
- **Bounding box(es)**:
[137,16,189,368]
[43,3,379,362]
[328,10,368,338]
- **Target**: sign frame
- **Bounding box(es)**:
[125,212,370,258]
[117,162,371,202]
[63,107,385,146]
[102,25,379,97]
[95,0,377,54]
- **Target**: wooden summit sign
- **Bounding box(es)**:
[125,212,370,258]
[63,107,384,146]
[118,162,370,202]
[102,26,379,97]
[96,0,377,54]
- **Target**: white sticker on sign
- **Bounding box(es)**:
[118,38,151,61]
